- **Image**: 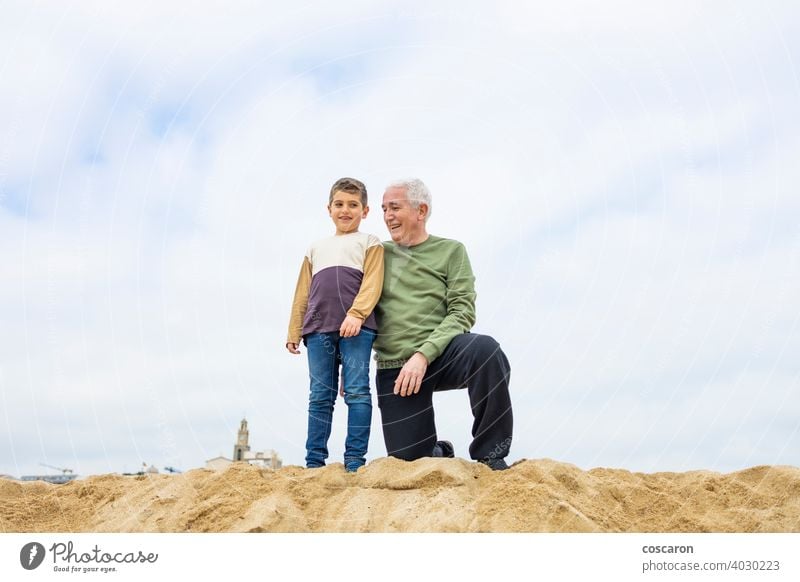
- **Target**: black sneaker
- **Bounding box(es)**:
[432,440,455,458]
[478,457,509,471]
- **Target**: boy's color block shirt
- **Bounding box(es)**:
[287,232,384,344]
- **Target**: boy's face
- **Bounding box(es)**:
[328,190,368,235]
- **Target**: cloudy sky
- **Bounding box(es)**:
[1,1,798,478]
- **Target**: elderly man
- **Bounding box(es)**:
[373,178,513,470]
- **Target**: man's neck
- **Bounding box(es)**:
[399,231,429,247]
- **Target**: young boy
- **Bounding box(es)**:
[286,177,384,472]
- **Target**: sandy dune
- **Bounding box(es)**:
[2,458,799,532]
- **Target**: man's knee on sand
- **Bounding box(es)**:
[384,432,437,461]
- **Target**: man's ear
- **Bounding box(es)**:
[418,203,429,220]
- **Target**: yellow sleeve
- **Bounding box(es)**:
[287,257,312,344]
[347,244,384,321]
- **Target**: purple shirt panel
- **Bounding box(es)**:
[301,265,378,337]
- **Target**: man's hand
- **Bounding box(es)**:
[286,342,301,354]
[339,315,363,338]
[394,352,428,397]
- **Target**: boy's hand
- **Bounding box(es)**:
[286,342,301,354]
[339,315,363,338]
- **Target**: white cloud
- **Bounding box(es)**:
[1,1,798,477]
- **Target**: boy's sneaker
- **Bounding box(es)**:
[478,457,509,471]
[345,462,364,473]
[432,440,455,458]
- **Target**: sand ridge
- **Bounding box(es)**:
[2,458,799,532]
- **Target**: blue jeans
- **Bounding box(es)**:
[305,328,375,470]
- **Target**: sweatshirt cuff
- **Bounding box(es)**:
[417,342,439,365]
[345,309,366,320]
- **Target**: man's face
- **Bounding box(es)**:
[382,186,426,245]
[328,190,368,235]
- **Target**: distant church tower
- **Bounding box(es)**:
[233,418,250,461]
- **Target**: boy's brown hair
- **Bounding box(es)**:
[329,177,368,206]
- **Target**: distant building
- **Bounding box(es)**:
[205,456,232,471]
[240,449,282,469]
[233,418,251,461]
[204,419,282,471]
[21,463,79,484]
[20,474,78,485]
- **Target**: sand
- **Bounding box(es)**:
[2,458,799,532]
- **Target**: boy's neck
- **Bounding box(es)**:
[335,229,359,236]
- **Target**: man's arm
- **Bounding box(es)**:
[417,241,476,362]
[394,242,476,396]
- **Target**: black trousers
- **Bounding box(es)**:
[376,333,513,462]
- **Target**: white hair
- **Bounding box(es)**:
[386,178,432,221]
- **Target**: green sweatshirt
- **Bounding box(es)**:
[374,235,476,368]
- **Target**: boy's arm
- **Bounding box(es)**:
[287,257,312,347]
[347,244,385,321]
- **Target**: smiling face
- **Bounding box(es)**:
[382,186,429,246]
[328,190,368,235]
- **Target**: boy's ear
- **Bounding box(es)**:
[362,204,369,218]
